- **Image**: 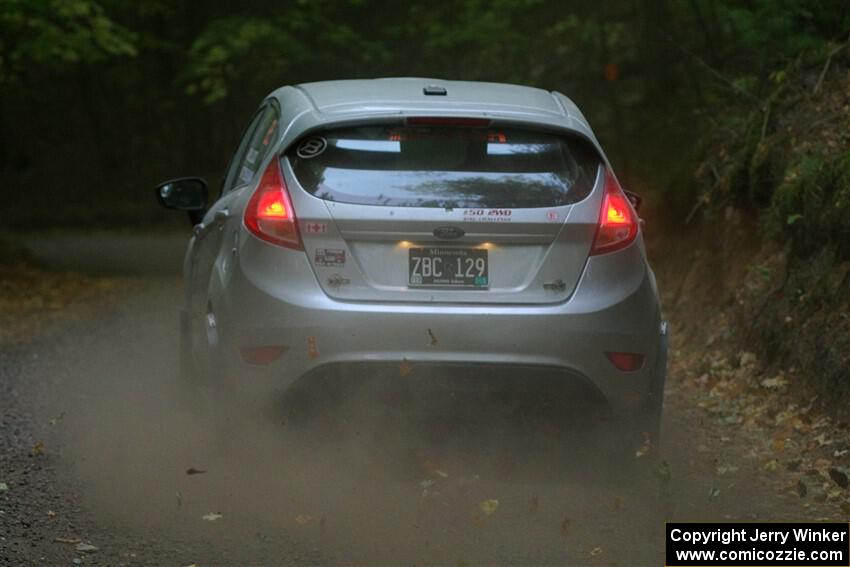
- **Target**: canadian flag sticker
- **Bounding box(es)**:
[304,222,328,234]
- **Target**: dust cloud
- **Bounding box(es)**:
[52,279,664,565]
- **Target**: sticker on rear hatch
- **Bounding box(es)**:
[296,136,327,159]
[314,248,345,267]
[463,209,512,222]
[304,222,328,234]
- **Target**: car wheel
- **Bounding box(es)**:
[179,302,229,416]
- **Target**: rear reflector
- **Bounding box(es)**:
[406,117,491,127]
[240,345,287,365]
[589,170,639,255]
[244,158,303,250]
[605,351,645,372]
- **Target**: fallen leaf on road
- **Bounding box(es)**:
[739,351,757,367]
[590,546,603,556]
[815,433,834,447]
[635,435,652,459]
[708,486,721,501]
[559,517,570,537]
[202,513,223,521]
[479,499,499,516]
[75,542,98,553]
[716,462,738,475]
[186,468,206,475]
[829,468,850,489]
[54,537,81,545]
[47,510,56,518]
[0,482,8,492]
[762,459,780,472]
[295,514,314,525]
[760,376,788,389]
[399,358,413,376]
[31,441,44,456]
[422,458,448,478]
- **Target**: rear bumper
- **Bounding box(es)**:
[214,245,663,419]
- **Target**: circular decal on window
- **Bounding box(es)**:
[296,136,327,159]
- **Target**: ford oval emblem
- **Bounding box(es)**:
[433,226,465,240]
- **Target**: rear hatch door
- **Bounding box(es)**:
[284,121,602,304]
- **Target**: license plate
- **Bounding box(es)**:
[409,247,488,288]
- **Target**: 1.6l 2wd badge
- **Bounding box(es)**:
[314,248,345,267]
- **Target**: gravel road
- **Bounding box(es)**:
[0,233,828,566]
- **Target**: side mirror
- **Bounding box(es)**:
[623,190,642,213]
[155,177,208,225]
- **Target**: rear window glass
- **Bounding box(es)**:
[287,125,600,208]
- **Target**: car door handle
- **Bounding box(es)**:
[193,208,230,238]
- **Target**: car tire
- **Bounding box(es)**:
[612,329,668,493]
[178,303,232,418]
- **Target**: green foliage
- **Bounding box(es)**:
[712,0,848,94]
[769,151,850,258]
[0,0,136,84]
[185,17,297,103]
[718,0,821,57]
[2,0,849,231]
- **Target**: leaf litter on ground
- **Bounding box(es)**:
[676,343,850,518]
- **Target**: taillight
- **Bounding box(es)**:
[240,345,287,365]
[589,170,639,255]
[605,351,645,372]
[244,158,303,250]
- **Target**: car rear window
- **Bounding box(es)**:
[287,125,600,208]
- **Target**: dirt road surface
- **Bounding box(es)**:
[0,233,837,566]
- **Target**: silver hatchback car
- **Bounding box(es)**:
[157,78,667,448]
